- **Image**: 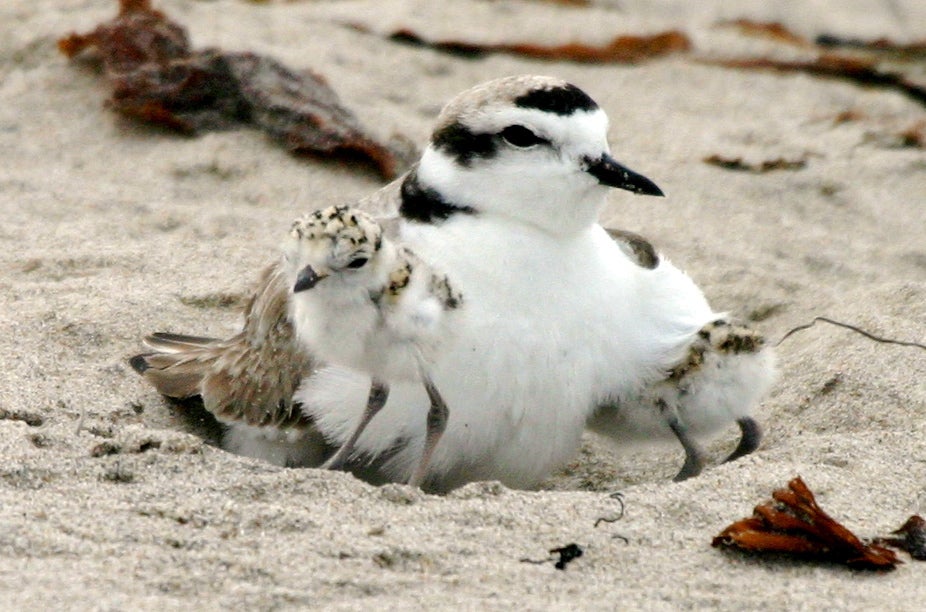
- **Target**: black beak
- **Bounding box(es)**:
[585,154,664,197]
[293,265,324,292]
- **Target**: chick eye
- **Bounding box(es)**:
[500,125,546,148]
[346,257,368,269]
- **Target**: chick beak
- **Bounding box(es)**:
[293,265,327,292]
[585,154,664,197]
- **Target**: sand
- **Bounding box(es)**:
[1,0,924,608]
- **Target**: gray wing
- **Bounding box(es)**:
[131,262,317,430]
[605,227,660,269]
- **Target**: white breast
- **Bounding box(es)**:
[289,284,379,371]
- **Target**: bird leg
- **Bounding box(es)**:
[724,416,762,463]
[324,379,390,471]
[407,373,449,488]
[658,399,705,482]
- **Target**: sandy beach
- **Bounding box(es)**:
[1,0,924,608]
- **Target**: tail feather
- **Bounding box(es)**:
[144,332,221,353]
[130,344,218,400]
[138,362,207,399]
[129,354,151,374]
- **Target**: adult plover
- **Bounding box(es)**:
[283,205,461,487]
[131,75,776,491]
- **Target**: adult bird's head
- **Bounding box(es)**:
[402,75,663,237]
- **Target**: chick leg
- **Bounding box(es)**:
[724,416,762,463]
[324,380,390,471]
[658,399,706,482]
[407,373,449,488]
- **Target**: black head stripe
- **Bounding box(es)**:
[400,171,476,224]
[432,122,498,167]
[514,84,598,116]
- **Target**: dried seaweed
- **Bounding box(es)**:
[716,20,926,61]
[529,0,592,5]
[816,34,926,60]
[703,155,806,173]
[701,55,926,109]
[520,543,584,570]
[896,122,926,148]
[706,18,926,108]
[875,516,926,560]
[832,109,867,124]
[713,476,900,570]
[58,0,405,179]
[550,543,584,570]
[593,491,625,528]
[717,19,810,47]
[349,24,691,63]
[777,316,926,351]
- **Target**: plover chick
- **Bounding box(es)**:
[132,75,775,491]
[588,315,775,481]
[284,205,462,487]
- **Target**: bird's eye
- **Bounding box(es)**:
[500,125,547,148]
[346,257,368,269]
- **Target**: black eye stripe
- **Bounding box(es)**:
[499,125,548,148]
[346,257,368,269]
[432,122,498,166]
